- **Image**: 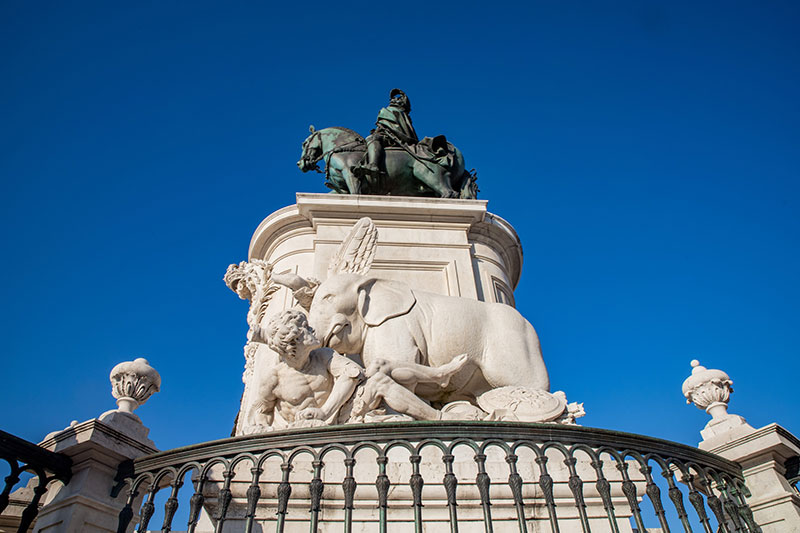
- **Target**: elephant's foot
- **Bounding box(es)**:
[434,354,470,388]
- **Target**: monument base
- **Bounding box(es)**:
[235,194,527,436]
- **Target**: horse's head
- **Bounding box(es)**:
[298,125,322,173]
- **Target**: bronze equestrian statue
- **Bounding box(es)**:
[297,89,478,199]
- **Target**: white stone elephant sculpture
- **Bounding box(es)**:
[307,272,550,403]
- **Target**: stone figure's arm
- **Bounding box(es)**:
[353,355,470,422]
[271,272,320,312]
[366,354,469,389]
[251,370,279,426]
[271,272,310,291]
[301,354,363,421]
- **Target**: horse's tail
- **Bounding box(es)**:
[448,145,478,199]
[459,168,479,199]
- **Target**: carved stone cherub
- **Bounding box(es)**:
[247,309,467,431]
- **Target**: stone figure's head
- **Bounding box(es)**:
[224,261,256,301]
[265,310,322,369]
[389,89,411,113]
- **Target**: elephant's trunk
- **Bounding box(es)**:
[316,313,349,349]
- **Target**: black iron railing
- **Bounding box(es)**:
[114,421,762,533]
[0,429,72,533]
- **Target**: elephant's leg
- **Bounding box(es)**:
[479,336,550,391]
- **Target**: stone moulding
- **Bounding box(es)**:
[247,193,523,290]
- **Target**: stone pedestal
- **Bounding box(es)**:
[32,415,157,533]
[235,194,525,435]
[701,423,800,532]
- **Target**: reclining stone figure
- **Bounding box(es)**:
[247,310,468,431]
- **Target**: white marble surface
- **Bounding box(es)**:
[230,195,565,436]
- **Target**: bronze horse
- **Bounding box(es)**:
[298,126,477,198]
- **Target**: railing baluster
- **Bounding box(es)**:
[0,461,21,515]
[639,463,670,533]
[442,453,459,533]
[409,454,424,533]
[564,456,591,533]
[505,453,528,533]
[616,461,646,533]
[474,453,493,533]
[589,458,619,533]
[18,472,49,533]
[717,480,745,533]
[662,468,693,533]
[309,460,324,533]
[137,482,157,533]
[117,484,138,533]
[215,468,234,533]
[187,474,206,533]
[276,462,293,533]
[161,477,183,533]
[534,455,560,533]
[244,466,263,533]
[342,457,356,533]
[696,476,729,533]
[684,474,714,533]
[728,481,761,533]
[376,455,389,533]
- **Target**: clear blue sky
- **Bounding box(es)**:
[1,1,798,452]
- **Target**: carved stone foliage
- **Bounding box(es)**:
[682,359,733,413]
[224,259,279,334]
[224,259,282,384]
[682,359,751,440]
[109,358,161,413]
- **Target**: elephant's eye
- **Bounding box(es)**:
[322,294,333,302]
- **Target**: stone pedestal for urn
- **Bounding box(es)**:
[32,359,160,533]
[683,360,800,532]
[233,193,525,436]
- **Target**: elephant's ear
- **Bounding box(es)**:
[357,278,416,327]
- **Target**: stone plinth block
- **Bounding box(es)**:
[32,419,157,533]
[701,423,800,532]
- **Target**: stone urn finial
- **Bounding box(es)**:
[682,359,750,440]
[110,358,161,414]
[682,359,734,420]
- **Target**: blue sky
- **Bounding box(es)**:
[1,1,798,452]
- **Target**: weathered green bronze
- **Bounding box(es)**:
[297,89,478,199]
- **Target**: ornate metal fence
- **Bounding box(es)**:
[0,429,72,533]
[115,421,762,533]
